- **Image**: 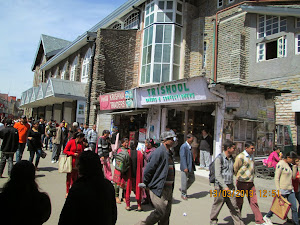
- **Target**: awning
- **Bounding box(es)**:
[292,99,300,112]
[241,5,300,17]
[20,78,86,108]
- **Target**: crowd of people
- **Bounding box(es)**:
[1,116,300,225]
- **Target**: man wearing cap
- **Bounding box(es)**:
[14,115,30,163]
[136,131,176,225]
[179,134,196,200]
[0,119,19,177]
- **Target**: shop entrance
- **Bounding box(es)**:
[166,105,215,156]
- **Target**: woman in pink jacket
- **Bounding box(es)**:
[266,146,282,168]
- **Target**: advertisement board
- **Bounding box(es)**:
[99,90,134,111]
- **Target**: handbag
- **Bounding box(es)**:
[58,155,72,173]
[40,150,47,159]
[270,195,291,220]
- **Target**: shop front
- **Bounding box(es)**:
[98,89,147,147]
[136,76,224,157]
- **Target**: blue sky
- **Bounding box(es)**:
[0,0,127,98]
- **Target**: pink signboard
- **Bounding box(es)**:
[99,90,134,111]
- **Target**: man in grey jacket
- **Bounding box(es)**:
[210,140,244,225]
[136,131,176,225]
[179,134,195,200]
[87,125,97,152]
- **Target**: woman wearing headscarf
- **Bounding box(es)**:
[63,132,84,197]
[0,160,51,225]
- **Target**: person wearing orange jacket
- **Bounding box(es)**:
[14,115,30,163]
[63,132,84,198]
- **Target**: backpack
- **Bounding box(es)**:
[209,153,224,183]
[114,149,131,174]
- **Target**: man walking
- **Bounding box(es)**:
[136,131,176,225]
[179,134,195,200]
[234,141,266,225]
[82,123,91,138]
[52,122,63,163]
[87,125,98,152]
[199,128,213,170]
[210,140,244,225]
[38,118,46,147]
[14,115,30,162]
[0,119,19,178]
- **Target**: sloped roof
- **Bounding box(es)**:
[31,34,71,71]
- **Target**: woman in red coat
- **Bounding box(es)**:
[63,132,84,197]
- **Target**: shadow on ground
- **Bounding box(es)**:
[188,191,209,199]
[38,167,58,172]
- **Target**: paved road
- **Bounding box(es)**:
[0,150,291,225]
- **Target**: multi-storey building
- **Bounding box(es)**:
[21,0,299,157]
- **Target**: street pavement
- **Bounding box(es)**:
[0,150,292,225]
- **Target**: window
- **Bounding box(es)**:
[141,0,182,85]
[81,49,91,83]
[70,57,78,81]
[258,15,287,38]
[203,41,207,68]
[296,33,300,55]
[53,68,58,78]
[217,0,223,8]
[61,63,67,80]
[112,23,121,30]
[296,18,300,28]
[257,36,286,62]
[124,12,139,29]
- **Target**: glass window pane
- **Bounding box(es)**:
[146,64,151,83]
[147,45,152,64]
[148,26,153,45]
[150,3,154,12]
[163,44,171,63]
[156,25,163,43]
[142,47,147,64]
[165,12,173,22]
[150,14,154,25]
[145,17,149,27]
[153,64,161,82]
[176,14,182,25]
[157,12,164,22]
[141,66,146,84]
[154,44,162,62]
[146,6,150,15]
[173,65,180,80]
[167,1,173,10]
[158,1,164,10]
[143,29,149,46]
[174,45,180,64]
[177,3,182,12]
[175,26,181,46]
[162,64,170,82]
[164,25,172,43]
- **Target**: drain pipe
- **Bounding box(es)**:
[86,34,96,125]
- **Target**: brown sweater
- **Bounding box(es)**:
[275,160,297,191]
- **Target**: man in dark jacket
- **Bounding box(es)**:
[179,134,195,200]
[0,119,19,177]
[199,128,213,170]
[136,131,176,225]
[59,151,117,225]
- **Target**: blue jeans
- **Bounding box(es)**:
[29,149,42,167]
[16,143,26,163]
[266,192,299,225]
[44,136,52,150]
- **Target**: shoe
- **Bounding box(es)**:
[51,160,55,163]
[136,207,143,212]
[181,195,188,200]
[115,197,121,204]
[210,221,218,225]
[263,215,273,225]
[125,207,131,211]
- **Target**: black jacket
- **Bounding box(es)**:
[0,125,19,153]
[143,144,174,197]
[59,176,117,225]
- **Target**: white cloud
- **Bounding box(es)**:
[0,0,126,98]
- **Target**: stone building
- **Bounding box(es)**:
[21,0,299,156]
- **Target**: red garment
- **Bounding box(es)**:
[292,171,300,193]
[66,171,78,194]
[113,147,129,189]
[63,139,84,168]
[13,122,30,143]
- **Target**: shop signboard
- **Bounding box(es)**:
[139,77,219,106]
[99,90,134,111]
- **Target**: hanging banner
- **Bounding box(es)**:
[99,90,134,111]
